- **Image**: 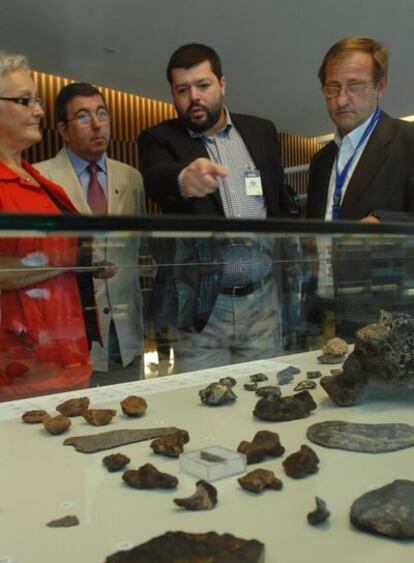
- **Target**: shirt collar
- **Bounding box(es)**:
[334,109,378,151]
[188,107,232,139]
[65,145,107,176]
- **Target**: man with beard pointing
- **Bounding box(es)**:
[138,43,295,373]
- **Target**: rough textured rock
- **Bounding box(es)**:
[83,409,117,426]
[123,463,178,489]
[323,337,348,356]
[350,480,414,538]
[283,445,319,478]
[307,370,323,379]
[21,409,48,423]
[321,311,414,406]
[237,430,285,464]
[219,376,237,388]
[307,421,414,453]
[199,382,237,406]
[307,497,330,525]
[46,515,79,527]
[105,531,265,563]
[103,453,131,472]
[120,395,147,417]
[43,414,71,435]
[174,480,217,510]
[255,385,281,398]
[253,390,317,422]
[238,468,283,493]
[64,426,180,453]
[56,397,89,417]
[277,365,300,385]
[244,382,258,391]
[150,429,189,457]
[317,353,346,364]
[249,372,268,383]
[294,380,317,392]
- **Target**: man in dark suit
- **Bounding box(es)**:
[139,43,297,373]
[305,36,414,336]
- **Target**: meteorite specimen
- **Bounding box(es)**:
[120,395,147,417]
[283,445,319,478]
[350,480,414,538]
[250,372,268,383]
[237,430,285,464]
[238,468,283,494]
[105,531,265,563]
[253,390,317,422]
[103,453,131,472]
[307,497,330,525]
[307,421,414,453]
[255,385,281,398]
[219,376,237,387]
[123,463,178,489]
[46,515,79,528]
[318,337,349,364]
[294,380,317,392]
[321,311,414,406]
[174,480,217,510]
[307,370,323,380]
[277,365,300,385]
[244,382,258,391]
[83,408,117,426]
[56,397,89,417]
[64,426,180,453]
[43,414,71,435]
[199,382,237,406]
[21,409,48,423]
[150,429,190,457]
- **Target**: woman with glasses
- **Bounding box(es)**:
[0,52,95,400]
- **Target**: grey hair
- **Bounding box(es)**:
[0,52,29,80]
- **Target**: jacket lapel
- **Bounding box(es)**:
[52,148,92,214]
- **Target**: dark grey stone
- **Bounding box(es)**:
[350,480,414,538]
[307,497,330,525]
[277,366,300,385]
[307,421,414,453]
[255,385,281,398]
[294,380,317,392]
[199,382,237,406]
[307,371,323,379]
[249,373,268,383]
[253,390,317,422]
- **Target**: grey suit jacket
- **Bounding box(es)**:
[35,148,146,371]
[306,112,414,221]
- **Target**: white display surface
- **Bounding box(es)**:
[1,351,413,563]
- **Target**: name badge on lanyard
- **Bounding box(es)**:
[244,169,263,196]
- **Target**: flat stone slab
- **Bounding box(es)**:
[350,480,414,538]
[64,427,180,453]
[307,421,414,453]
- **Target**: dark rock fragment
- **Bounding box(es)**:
[237,430,285,464]
[173,480,217,510]
[83,409,117,426]
[307,370,322,379]
[294,380,317,392]
[317,353,346,364]
[120,395,147,417]
[255,385,281,398]
[199,382,237,406]
[277,365,300,385]
[103,453,131,472]
[150,429,189,457]
[238,468,283,493]
[283,445,319,478]
[250,372,268,383]
[253,390,317,422]
[56,397,89,417]
[123,463,178,489]
[200,451,226,462]
[219,376,237,387]
[21,409,48,423]
[46,515,79,527]
[350,479,414,538]
[43,414,71,435]
[64,426,180,453]
[105,531,265,563]
[244,382,258,391]
[307,421,414,453]
[307,496,330,525]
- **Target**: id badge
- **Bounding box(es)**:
[244,169,263,196]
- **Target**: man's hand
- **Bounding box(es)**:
[179,158,227,198]
[360,215,380,224]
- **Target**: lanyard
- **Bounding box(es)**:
[332,107,381,220]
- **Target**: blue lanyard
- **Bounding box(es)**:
[332,107,381,220]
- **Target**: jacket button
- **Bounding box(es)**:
[103,307,111,314]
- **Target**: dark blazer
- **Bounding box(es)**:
[306,112,414,221]
[138,112,289,218]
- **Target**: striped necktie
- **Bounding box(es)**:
[87,162,107,214]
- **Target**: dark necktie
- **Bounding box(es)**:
[87,162,107,214]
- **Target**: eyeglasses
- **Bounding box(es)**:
[322,82,376,99]
[0,96,43,107]
[66,108,110,126]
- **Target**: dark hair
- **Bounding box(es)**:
[318,36,388,85]
[56,82,105,122]
[166,43,222,83]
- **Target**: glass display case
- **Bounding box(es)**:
[1,215,414,562]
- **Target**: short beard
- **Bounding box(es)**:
[182,100,224,133]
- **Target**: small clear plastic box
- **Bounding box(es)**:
[180,445,246,482]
